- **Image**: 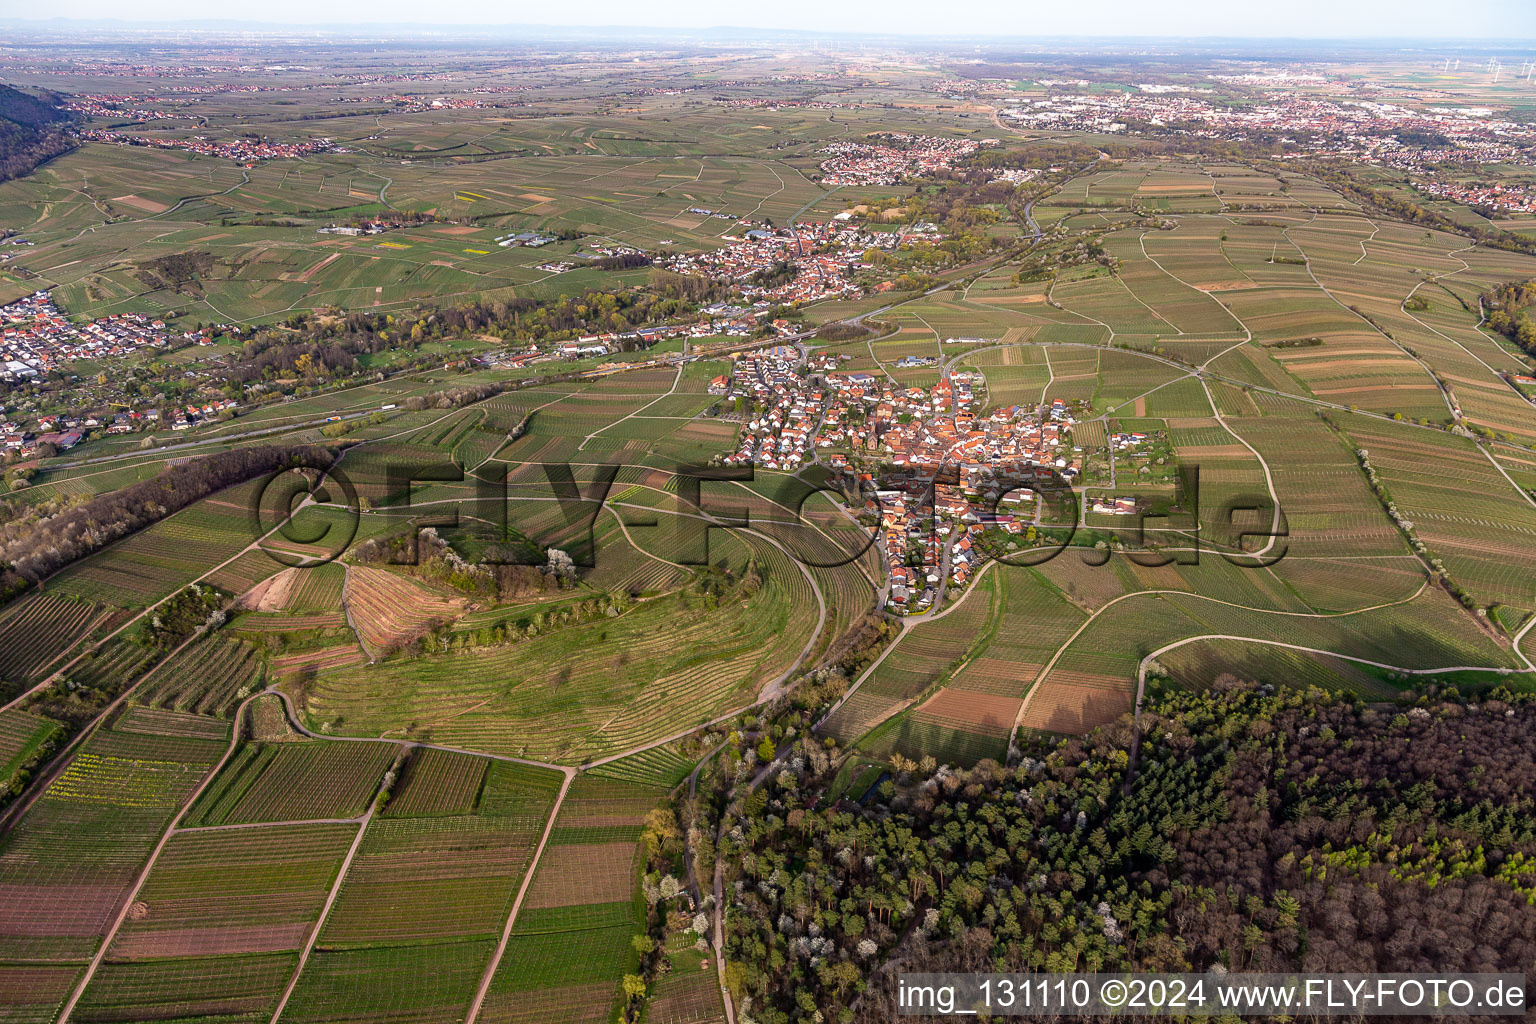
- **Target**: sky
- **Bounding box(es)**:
[11,0,1536,38]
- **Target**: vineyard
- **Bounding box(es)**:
[824,570,1001,746]
[0,594,109,698]
[205,548,285,596]
[270,643,369,675]
[0,717,226,962]
[645,931,727,1024]
[112,706,230,741]
[382,747,488,817]
[281,940,495,1024]
[107,822,357,960]
[72,952,300,1024]
[187,742,396,826]
[344,566,467,655]
[133,636,264,718]
[283,760,563,1021]
[586,744,698,790]
[231,611,349,632]
[479,775,657,1024]
[307,551,815,763]
[61,639,156,695]
[318,815,543,944]
[48,480,265,607]
[286,564,348,613]
[0,965,82,1024]
[0,708,61,791]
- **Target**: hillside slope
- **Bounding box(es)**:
[0,82,73,185]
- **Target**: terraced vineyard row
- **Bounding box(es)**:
[0,594,106,696]
[345,565,466,654]
[135,636,264,718]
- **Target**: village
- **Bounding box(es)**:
[61,93,201,121]
[0,291,203,383]
[659,218,911,304]
[76,128,336,163]
[1415,178,1536,214]
[1000,88,1536,168]
[708,342,1098,612]
[817,132,994,186]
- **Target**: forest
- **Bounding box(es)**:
[693,678,1536,1024]
[0,83,72,184]
[1483,279,1536,357]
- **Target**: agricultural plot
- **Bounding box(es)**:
[886,688,1014,765]
[645,931,727,1024]
[344,566,468,656]
[1230,408,1412,572]
[269,643,369,676]
[112,706,229,742]
[71,952,299,1024]
[383,747,489,817]
[1158,638,1396,697]
[187,742,396,826]
[478,775,656,1024]
[1024,582,1515,735]
[104,822,356,961]
[1094,349,1191,414]
[1208,215,1458,420]
[826,570,1001,746]
[275,760,562,1023]
[957,346,1052,408]
[0,717,227,962]
[1041,346,1102,406]
[285,564,349,614]
[0,964,83,1024]
[1051,267,1171,336]
[0,709,62,792]
[0,594,110,697]
[1138,217,1254,292]
[319,808,550,945]
[1101,230,1247,335]
[231,610,348,633]
[280,940,497,1024]
[1138,377,1214,418]
[948,568,1087,697]
[336,442,474,506]
[133,635,264,717]
[585,743,699,790]
[1341,418,1536,608]
[859,567,1087,766]
[49,480,266,607]
[58,638,157,697]
[577,515,696,597]
[205,548,286,596]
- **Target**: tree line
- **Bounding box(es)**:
[0,444,338,587]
